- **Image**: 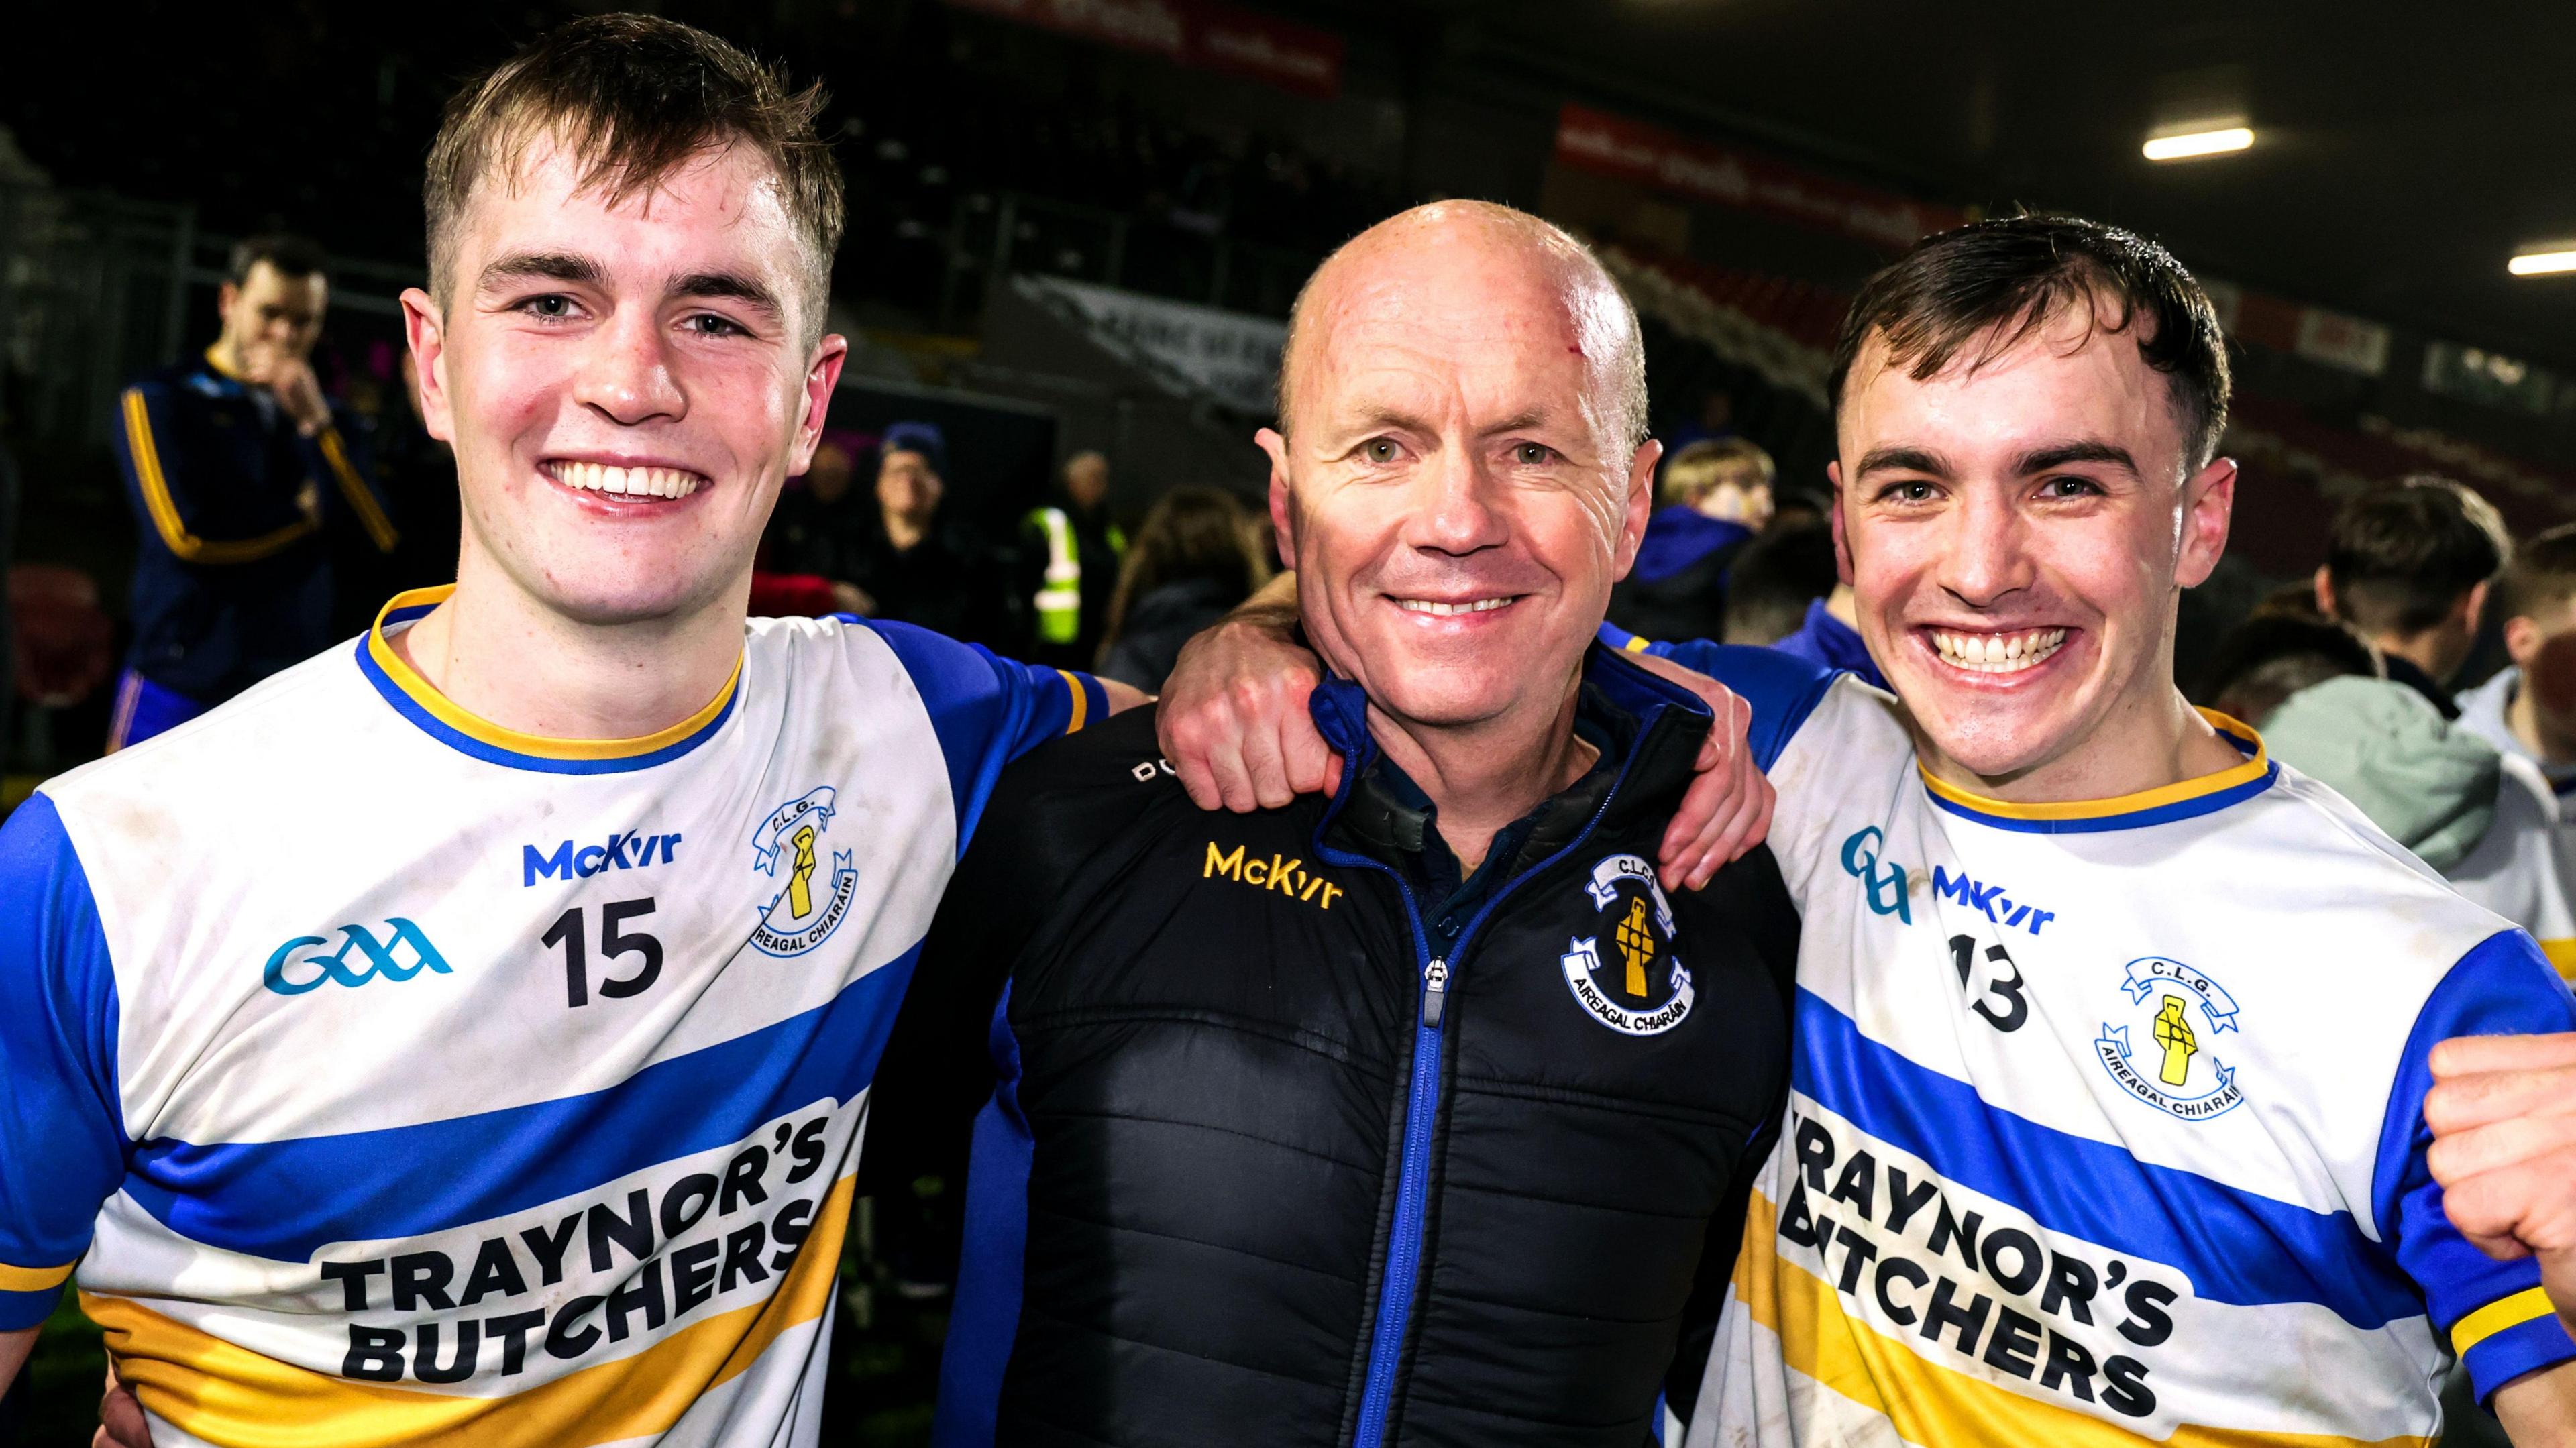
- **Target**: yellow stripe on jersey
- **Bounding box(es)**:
[1732,1190,2428,1448]
[86,1175,851,1447]
[123,388,318,565]
[2538,939,2576,984]
[367,586,743,763]
[0,1258,75,1292]
[1058,669,1089,734]
[2451,1286,2560,1356]
[317,427,400,553]
[1917,709,2269,824]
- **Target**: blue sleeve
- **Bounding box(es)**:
[1592,623,1840,773]
[864,620,1108,853]
[0,793,129,1328]
[2373,928,2576,1404]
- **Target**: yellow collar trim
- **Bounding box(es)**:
[366,586,743,762]
[203,343,243,380]
[1916,709,2268,822]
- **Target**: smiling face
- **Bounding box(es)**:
[1833,298,2235,790]
[403,135,845,628]
[1260,206,1656,737]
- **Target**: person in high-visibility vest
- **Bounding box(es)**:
[1018,449,1126,667]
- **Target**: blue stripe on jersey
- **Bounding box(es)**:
[1794,987,2425,1329]
[0,793,129,1328]
[120,946,920,1263]
[932,982,1033,1448]
[352,626,742,776]
[1921,764,2280,834]
[1605,632,1839,773]
[861,621,1089,854]
[2369,928,2576,1402]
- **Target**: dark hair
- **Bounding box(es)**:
[2323,475,2510,636]
[878,421,949,478]
[423,13,843,334]
[226,233,329,286]
[1722,518,1839,647]
[2498,522,2576,625]
[2193,615,2379,724]
[1831,213,2231,468]
[1099,488,1270,667]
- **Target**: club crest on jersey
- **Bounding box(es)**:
[749,787,857,957]
[1560,853,1694,1036]
[2095,956,2245,1121]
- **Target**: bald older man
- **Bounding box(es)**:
[868,202,1808,1448]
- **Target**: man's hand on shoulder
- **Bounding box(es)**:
[2427,1031,2576,1341]
[1156,573,1337,812]
[1623,647,1776,892]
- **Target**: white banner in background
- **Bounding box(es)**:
[1018,276,1286,415]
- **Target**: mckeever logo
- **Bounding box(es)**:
[523,830,683,887]
[264,920,453,995]
[1203,841,1344,909]
[1929,865,2056,936]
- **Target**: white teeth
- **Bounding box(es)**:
[1930,628,2067,674]
[1395,597,1515,616]
[547,461,703,500]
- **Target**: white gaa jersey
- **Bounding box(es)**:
[1631,641,2576,1448]
[0,586,1104,1448]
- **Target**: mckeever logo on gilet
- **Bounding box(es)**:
[750,787,857,957]
[1560,853,1694,1036]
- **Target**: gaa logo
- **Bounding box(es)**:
[1559,853,1695,1036]
[263,920,453,995]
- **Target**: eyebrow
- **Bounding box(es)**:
[2016,440,2141,477]
[476,250,605,292]
[669,270,782,319]
[1853,445,1951,478]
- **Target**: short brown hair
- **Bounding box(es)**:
[423,14,844,337]
[1831,213,2231,469]
[2498,522,2576,626]
[1658,437,1776,507]
[2323,475,2510,636]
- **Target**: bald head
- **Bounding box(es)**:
[1277,202,1648,455]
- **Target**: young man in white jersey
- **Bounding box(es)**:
[0,18,1165,1446]
[1164,215,2576,1444]
[3,23,1772,1445]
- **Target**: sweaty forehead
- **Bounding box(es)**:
[1290,243,1594,428]
[1840,311,2185,468]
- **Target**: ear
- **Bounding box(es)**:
[216,279,239,324]
[2463,578,2491,633]
[400,288,454,445]
[2175,455,2237,590]
[1258,427,1297,569]
[2312,565,2335,619]
[2506,613,2542,667]
[786,335,851,478]
[1611,439,1662,581]
[1827,461,1856,587]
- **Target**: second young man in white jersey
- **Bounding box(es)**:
[1167,215,2576,1444]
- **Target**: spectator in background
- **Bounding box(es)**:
[107,233,398,750]
[848,420,1006,645]
[1095,485,1268,692]
[765,427,875,582]
[2314,475,2509,719]
[2459,522,2576,801]
[1606,437,1772,644]
[1721,517,1886,689]
[1764,484,1831,534]
[2201,614,2576,969]
[1018,449,1125,669]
